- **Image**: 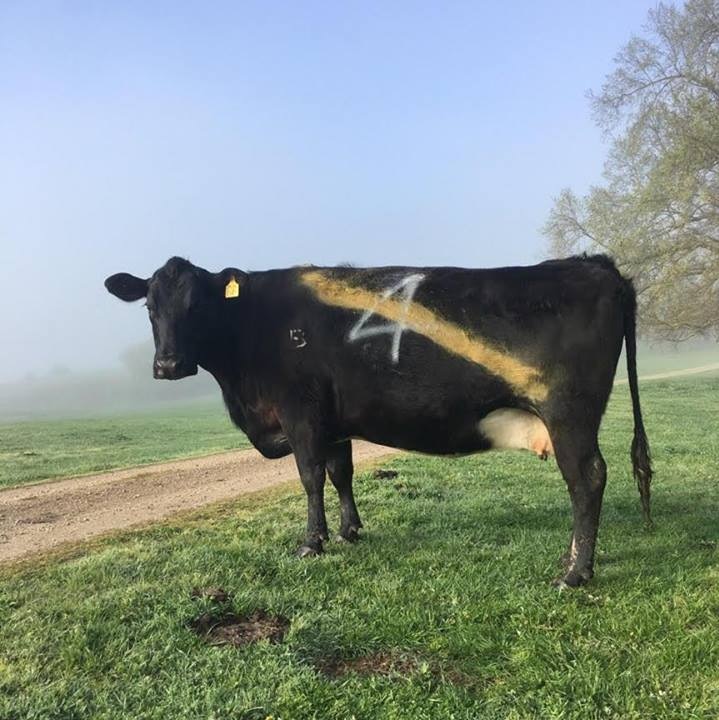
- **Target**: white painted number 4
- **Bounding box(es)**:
[348,273,425,364]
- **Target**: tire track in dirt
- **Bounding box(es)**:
[0,441,396,564]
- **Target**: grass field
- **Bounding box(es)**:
[1,377,718,718]
[0,403,249,488]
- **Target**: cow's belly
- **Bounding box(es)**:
[345,405,552,459]
[350,415,488,455]
[330,338,553,458]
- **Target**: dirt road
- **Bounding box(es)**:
[614,362,719,384]
[0,441,395,564]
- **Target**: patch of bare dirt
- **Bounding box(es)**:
[0,441,396,564]
[372,468,399,480]
[190,610,290,646]
[316,650,480,688]
[317,651,420,678]
[191,586,231,603]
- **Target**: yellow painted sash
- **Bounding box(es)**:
[301,270,548,402]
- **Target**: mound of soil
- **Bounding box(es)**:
[190,609,289,647]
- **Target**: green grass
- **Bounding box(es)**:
[0,403,249,488]
[1,377,718,719]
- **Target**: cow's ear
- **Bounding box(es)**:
[104,273,149,302]
[213,268,247,300]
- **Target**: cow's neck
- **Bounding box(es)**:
[199,319,267,430]
[201,329,251,422]
[209,366,254,429]
[204,347,289,459]
[196,287,291,459]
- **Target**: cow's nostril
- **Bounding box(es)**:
[153,356,196,380]
[154,357,180,378]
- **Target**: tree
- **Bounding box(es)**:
[544,0,719,340]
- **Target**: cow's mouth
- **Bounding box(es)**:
[153,358,199,380]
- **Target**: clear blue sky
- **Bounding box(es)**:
[0,0,658,382]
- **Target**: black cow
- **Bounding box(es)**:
[105,254,651,587]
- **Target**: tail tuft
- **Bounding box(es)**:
[631,428,653,527]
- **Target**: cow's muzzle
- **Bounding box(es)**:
[153,356,199,380]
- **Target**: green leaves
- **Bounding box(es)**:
[545,0,719,341]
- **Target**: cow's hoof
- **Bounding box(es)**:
[296,542,323,558]
[335,525,361,543]
[553,568,592,589]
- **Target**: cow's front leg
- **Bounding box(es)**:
[327,440,363,542]
[292,438,329,558]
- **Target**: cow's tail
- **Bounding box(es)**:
[622,279,653,527]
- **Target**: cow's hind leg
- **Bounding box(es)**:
[552,426,607,587]
[327,440,363,542]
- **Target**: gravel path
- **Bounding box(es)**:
[614,362,719,384]
[0,441,395,564]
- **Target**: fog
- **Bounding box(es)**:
[0,341,220,421]
[1,1,680,419]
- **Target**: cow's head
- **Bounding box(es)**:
[105,257,245,380]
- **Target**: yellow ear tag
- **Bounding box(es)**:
[224,277,240,299]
